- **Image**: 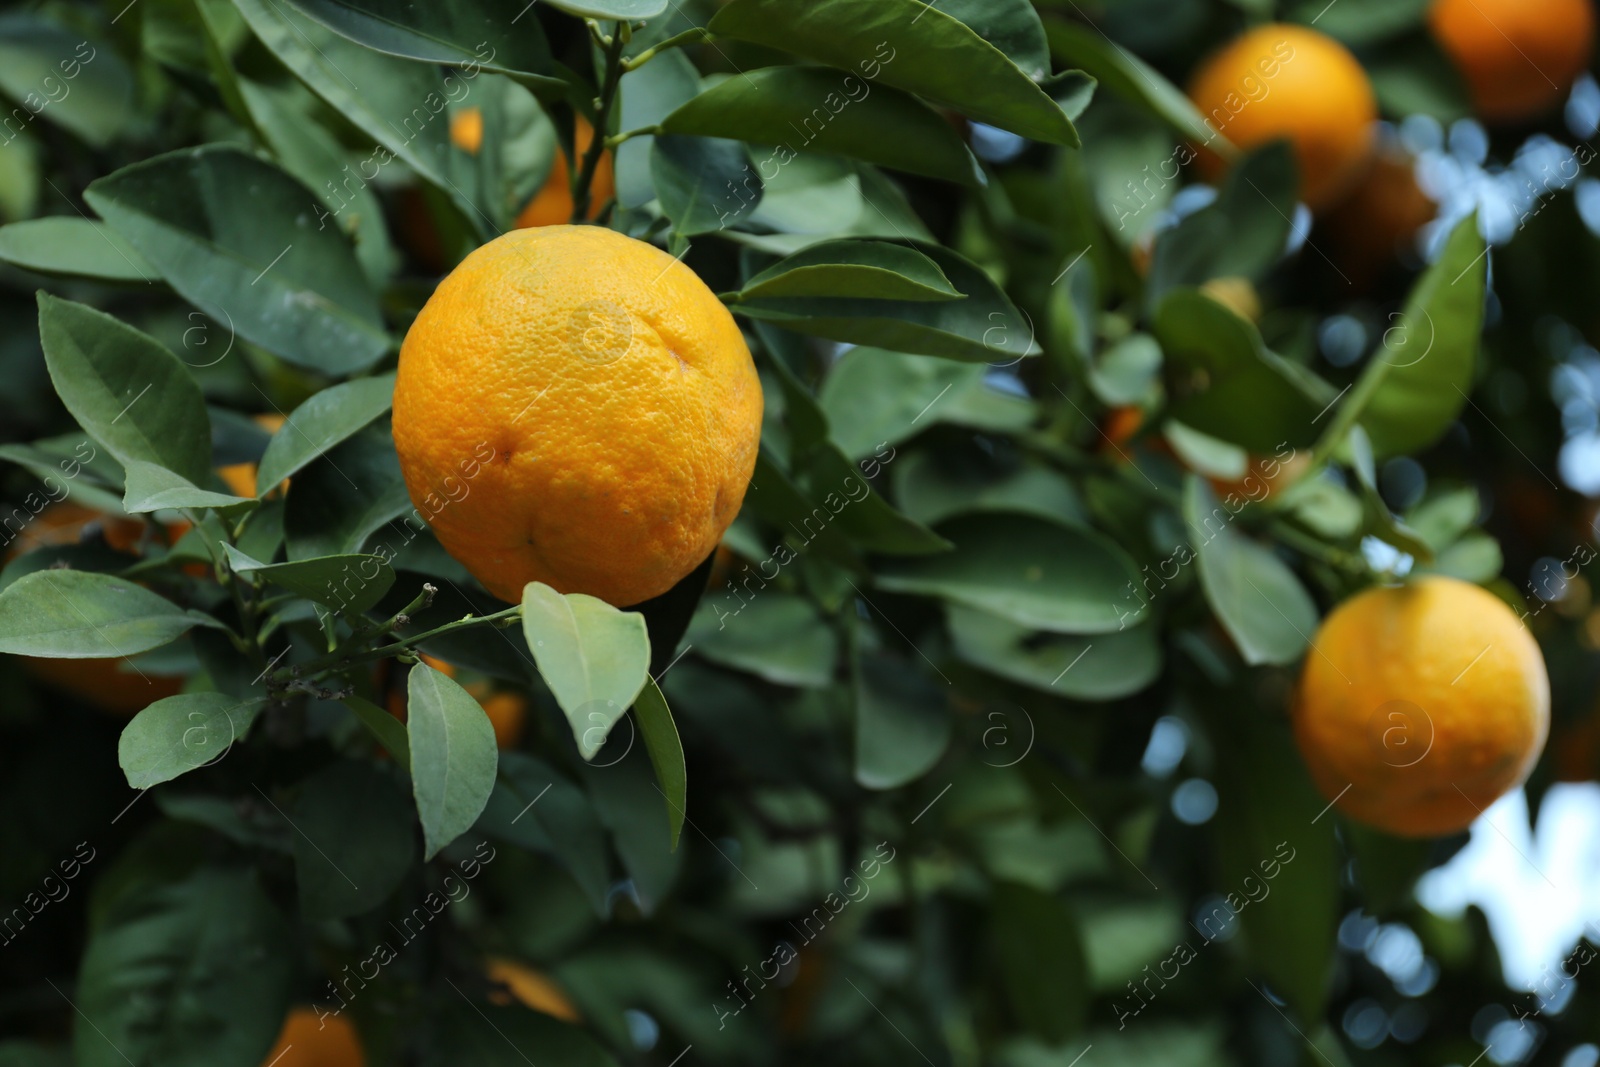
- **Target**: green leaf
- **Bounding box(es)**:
[875,512,1145,634]
[936,0,1051,79]
[0,218,155,281]
[521,582,652,760]
[224,544,395,616]
[230,0,475,225]
[255,374,396,493]
[546,0,667,17]
[991,882,1088,1042]
[122,461,252,514]
[1203,695,1339,1024]
[731,241,1039,362]
[1154,288,1330,453]
[0,18,135,148]
[633,678,687,851]
[650,133,762,237]
[893,451,1088,528]
[119,693,265,790]
[37,294,211,484]
[85,146,390,376]
[660,66,977,185]
[617,47,701,210]
[709,0,1077,146]
[1148,142,1296,301]
[1349,214,1486,457]
[1287,0,1431,45]
[735,240,962,302]
[1184,477,1318,666]
[75,868,292,1067]
[0,570,216,658]
[423,1001,621,1067]
[818,347,1034,459]
[292,760,416,919]
[282,425,413,560]
[407,662,499,859]
[947,606,1160,699]
[477,752,611,913]
[1045,19,1226,154]
[277,0,562,87]
[799,442,952,555]
[687,592,838,687]
[855,651,951,789]
[343,695,411,770]
[235,77,399,286]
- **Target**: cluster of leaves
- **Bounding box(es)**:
[0,0,1594,1066]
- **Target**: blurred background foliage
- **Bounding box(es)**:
[1,0,1599,1065]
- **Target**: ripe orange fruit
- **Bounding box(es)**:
[516,116,613,228]
[485,958,581,1021]
[1321,146,1437,288]
[393,225,762,607]
[1208,450,1310,502]
[261,1007,365,1067]
[1430,0,1595,123]
[1293,576,1550,837]
[383,655,527,749]
[219,413,289,498]
[450,106,485,154]
[1188,25,1378,210]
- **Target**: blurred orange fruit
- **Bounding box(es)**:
[1430,0,1596,123]
[1189,25,1377,210]
[261,1007,365,1067]
[515,115,613,228]
[451,106,485,154]
[1198,275,1262,323]
[384,654,526,749]
[1321,146,1437,287]
[1293,576,1550,837]
[485,957,581,1021]
[1209,450,1310,502]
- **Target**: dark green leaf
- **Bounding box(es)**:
[256,375,397,493]
[547,0,666,17]
[893,451,1088,528]
[1045,20,1225,152]
[660,66,977,185]
[855,650,950,789]
[119,693,265,789]
[799,442,952,555]
[343,695,412,770]
[278,0,562,87]
[0,218,154,281]
[0,570,216,658]
[735,240,962,302]
[875,512,1145,633]
[709,0,1077,145]
[1184,477,1317,666]
[0,18,134,147]
[424,1000,620,1067]
[732,241,1040,362]
[224,544,395,616]
[283,425,413,560]
[521,582,651,760]
[478,753,612,913]
[686,592,837,687]
[85,147,390,376]
[75,868,292,1067]
[37,294,211,484]
[1154,288,1330,453]
[947,606,1160,699]
[991,882,1088,1042]
[408,662,498,859]
[292,760,416,919]
[651,133,761,237]
[633,678,686,851]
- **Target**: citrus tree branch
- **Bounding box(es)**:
[571,23,629,223]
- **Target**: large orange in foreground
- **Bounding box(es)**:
[1430,0,1595,123]
[1188,24,1378,210]
[1292,576,1550,837]
[393,225,762,606]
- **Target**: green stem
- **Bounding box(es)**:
[271,604,521,686]
[1307,370,1383,472]
[619,26,711,72]
[605,124,662,149]
[571,23,628,224]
